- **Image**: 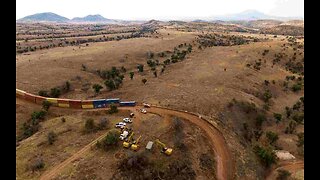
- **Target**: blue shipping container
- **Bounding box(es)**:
[106,98,120,104]
[119,101,136,106]
[93,99,107,108]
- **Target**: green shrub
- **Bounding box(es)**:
[92,84,103,94]
[97,129,120,151]
[38,90,49,97]
[273,113,282,123]
[254,145,277,167]
[255,114,267,128]
[108,103,118,114]
[42,100,52,112]
[262,90,272,103]
[47,131,57,145]
[266,131,279,145]
[50,88,61,98]
[292,112,304,124]
[29,158,45,172]
[137,64,144,72]
[84,119,96,133]
[129,72,134,80]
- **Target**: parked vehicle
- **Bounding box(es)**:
[140,109,147,114]
[115,122,126,128]
[143,103,151,108]
[123,117,132,123]
[120,131,129,140]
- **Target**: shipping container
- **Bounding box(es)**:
[57,99,70,104]
[82,104,94,109]
[119,101,136,106]
[81,100,93,105]
[58,103,70,108]
[46,98,58,106]
[106,98,120,104]
[16,89,26,98]
[24,93,36,103]
[93,99,107,108]
[35,95,46,105]
[69,100,82,109]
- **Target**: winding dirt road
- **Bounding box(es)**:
[17,97,234,179]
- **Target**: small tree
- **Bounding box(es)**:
[38,90,49,97]
[61,117,66,123]
[84,119,96,133]
[47,131,57,145]
[98,118,108,130]
[97,129,120,151]
[262,90,272,103]
[108,103,118,114]
[266,131,279,145]
[255,114,266,128]
[92,84,103,94]
[137,64,144,72]
[142,79,147,84]
[42,100,52,112]
[254,145,277,167]
[153,71,157,77]
[50,88,61,98]
[104,79,116,91]
[29,157,45,172]
[274,113,282,123]
[129,72,134,80]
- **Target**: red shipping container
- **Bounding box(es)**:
[57,99,70,104]
[24,93,36,103]
[35,95,46,105]
[69,100,82,109]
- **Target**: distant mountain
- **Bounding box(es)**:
[71,14,113,23]
[17,12,69,23]
[211,10,303,21]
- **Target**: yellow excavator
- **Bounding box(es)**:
[131,135,142,151]
[155,139,173,156]
[123,132,134,148]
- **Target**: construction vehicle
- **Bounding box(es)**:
[131,135,142,151]
[155,139,173,156]
[123,132,134,148]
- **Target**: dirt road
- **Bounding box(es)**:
[266,160,304,180]
[17,98,233,180]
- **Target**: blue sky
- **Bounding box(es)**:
[16,0,304,20]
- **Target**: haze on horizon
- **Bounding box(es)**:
[16,0,304,21]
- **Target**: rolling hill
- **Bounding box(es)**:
[17,12,69,23]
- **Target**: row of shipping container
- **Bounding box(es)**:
[16,89,136,108]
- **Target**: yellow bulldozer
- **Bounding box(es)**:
[155,139,173,156]
[131,135,142,151]
[123,132,134,148]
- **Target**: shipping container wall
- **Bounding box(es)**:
[69,100,82,109]
[93,99,107,108]
[16,89,26,98]
[35,95,46,105]
[46,98,58,106]
[106,98,120,104]
[119,101,136,106]
[24,93,36,103]
[58,103,70,108]
[82,104,94,109]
